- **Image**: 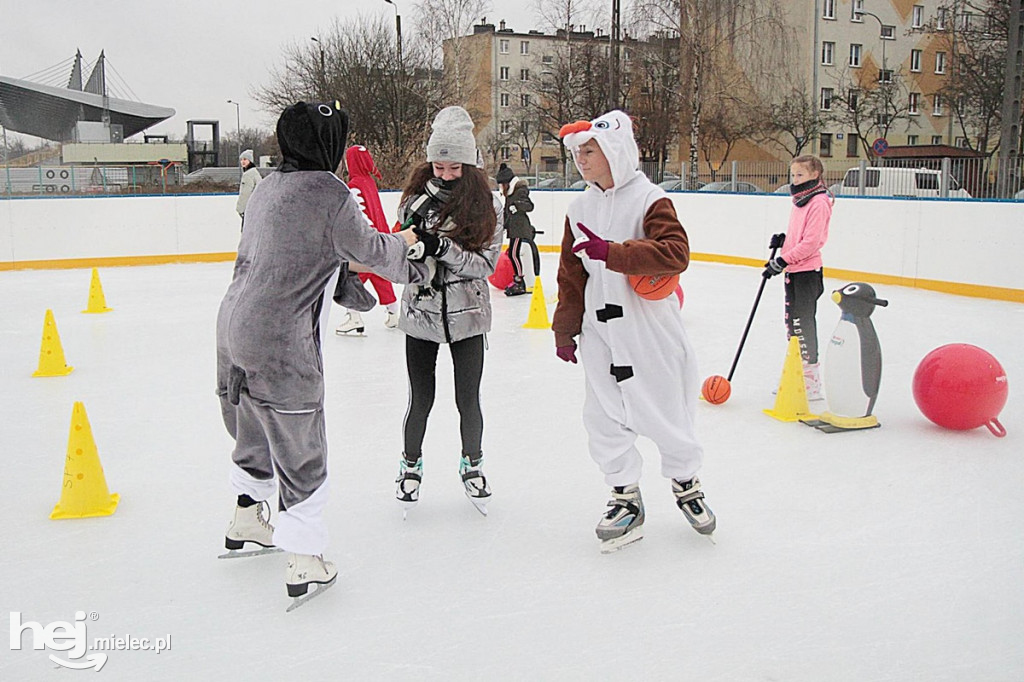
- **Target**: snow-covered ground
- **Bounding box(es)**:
[2,255,1021,680]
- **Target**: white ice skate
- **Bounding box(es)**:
[396,456,423,519]
[335,312,366,336]
[596,485,644,553]
[459,455,491,516]
[219,500,282,559]
[285,553,337,612]
[672,477,716,543]
[383,310,400,329]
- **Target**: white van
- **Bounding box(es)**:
[840,166,971,198]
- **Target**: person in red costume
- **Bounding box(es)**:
[335,145,401,334]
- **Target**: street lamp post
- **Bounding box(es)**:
[226,99,241,166]
[855,10,889,149]
[311,36,326,99]
[384,0,403,149]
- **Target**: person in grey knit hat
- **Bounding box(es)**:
[393,105,505,517]
[236,149,262,228]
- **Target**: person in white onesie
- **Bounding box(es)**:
[552,111,716,552]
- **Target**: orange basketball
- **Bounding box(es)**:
[701,375,731,404]
[628,273,680,300]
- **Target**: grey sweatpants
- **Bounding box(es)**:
[220,390,330,555]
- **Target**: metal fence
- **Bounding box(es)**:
[657,156,1024,200]
[1,164,190,196]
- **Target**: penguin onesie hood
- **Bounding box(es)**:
[553,111,703,486]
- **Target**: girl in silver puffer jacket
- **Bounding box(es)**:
[394,110,504,515]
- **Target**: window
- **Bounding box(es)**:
[957,55,967,76]
[907,134,919,145]
[520,93,530,107]
[955,136,969,148]
[847,133,860,157]
[881,25,895,39]
[878,69,893,83]
[937,8,947,30]
[823,0,835,19]
[957,95,966,113]
[520,68,530,81]
[912,5,924,28]
[820,88,834,110]
[850,44,862,67]
[500,93,510,107]
[874,112,891,126]
[843,168,881,188]
[822,41,835,65]
[499,39,509,54]
[520,40,530,55]
[933,94,943,116]
[819,133,833,157]
[501,120,513,134]
[500,146,511,160]
[542,54,553,65]
[908,92,920,114]
[935,52,946,74]
[499,66,509,81]
[848,89,860,110]
[852,0,864,20]
[910,49,922,72]
[521,121,530,135]
[931,135,943,144]
[959,12,972,31]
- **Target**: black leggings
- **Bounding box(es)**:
[508,237,541,279]
[403,334,485,459]
[784,269,824,365]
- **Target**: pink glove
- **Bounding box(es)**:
[556,342,578,364]
[571,223,610,261]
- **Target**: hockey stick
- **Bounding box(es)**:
[725,244,779,382]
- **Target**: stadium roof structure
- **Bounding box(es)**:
[0,50,174,141]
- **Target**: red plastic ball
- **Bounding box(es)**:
[912,344,1008,437]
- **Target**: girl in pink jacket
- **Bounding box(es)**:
[763,154,833,399]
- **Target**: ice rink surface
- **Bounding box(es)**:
[1,254,1021,680]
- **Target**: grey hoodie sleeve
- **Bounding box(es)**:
[435,193,503,279]
[331,191,428,284]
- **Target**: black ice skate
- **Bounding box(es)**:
[596,485,645,553]
[219,498,283,559]
[396,455,423,519]
[459,454,491,516]
[504,278,527,297]
[672,476,716,542]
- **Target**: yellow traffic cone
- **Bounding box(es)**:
[51,402,120,519]
[32,309,74,377]
[82,267,113,313]
[522,276,552,330]
[763,336,816,422]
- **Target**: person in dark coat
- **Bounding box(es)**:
[496,163,539,296]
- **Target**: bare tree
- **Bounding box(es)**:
[827,66,914,158]
[417,0,491,105]
[758,88,825,158]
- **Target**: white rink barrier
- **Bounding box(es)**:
[1,190,1022,302]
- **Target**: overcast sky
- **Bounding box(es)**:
[1,0,547,143]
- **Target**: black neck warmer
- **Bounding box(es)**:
[790,177,828,207]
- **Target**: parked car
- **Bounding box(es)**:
[658,179,705,191]
[697,181,764,194]
[569,179,588,189]
[840,166,971,198]
[773,184,790,194]
[1013,188,1024,201]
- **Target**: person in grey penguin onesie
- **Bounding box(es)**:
[216,100,427,596]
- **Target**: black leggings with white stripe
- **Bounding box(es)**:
[403,334,485,460]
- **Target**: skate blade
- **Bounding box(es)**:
[285,576,337,613]
[398,499,417,520]
[335,328,366,336]
[599,528,644,554]
[217,546,283,559]
[465,493,489,516]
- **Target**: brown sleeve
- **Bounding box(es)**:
[605,198,690,276]
[551,217,588,348]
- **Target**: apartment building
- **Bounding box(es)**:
[810,0,963,160]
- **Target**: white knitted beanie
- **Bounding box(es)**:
[426,106,477,166]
